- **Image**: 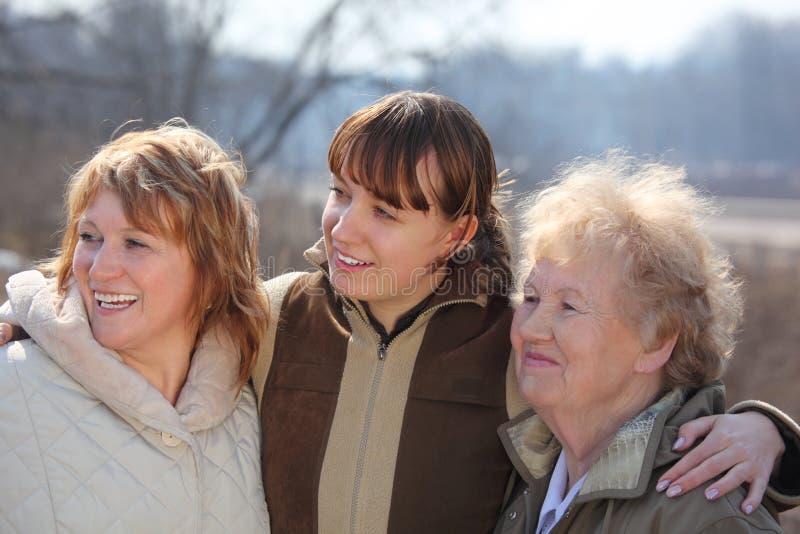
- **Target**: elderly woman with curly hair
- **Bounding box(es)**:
[0,122,269,532]
[494,152,788,533]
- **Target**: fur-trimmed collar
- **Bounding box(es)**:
[2,270,241,433]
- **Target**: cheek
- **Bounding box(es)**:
[509,308,528,347]
[321,202,339,233]
[174,267,197,301]
[162,258,197,305]
[71,249,95,312]
[509,312,526,372]
[72,247,92,279]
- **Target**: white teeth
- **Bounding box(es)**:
[337,252,367,266]
[94,292,138,309]
[99,302,131,309]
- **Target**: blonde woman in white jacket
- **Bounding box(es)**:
[0,122,270,533]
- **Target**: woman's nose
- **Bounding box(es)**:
[518,304,554,343]
[330,204,363,244]
[88,243,123,280]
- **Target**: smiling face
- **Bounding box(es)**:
[72,188,198,363]
[510,253,650,415]
[321,156,458,321]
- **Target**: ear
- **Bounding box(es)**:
[634,331,678,375]
[444,214,479,253]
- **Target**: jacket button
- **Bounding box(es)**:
[508,511,517,521]
[523,488,530,495]
[161,431,182,447]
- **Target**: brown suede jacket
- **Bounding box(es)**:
[251,239,522,534]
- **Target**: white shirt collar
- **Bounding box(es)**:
[536,449,588,534]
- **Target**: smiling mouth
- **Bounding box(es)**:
[524,350,559,367]
[336,251,371,267]
[94,291,138,310]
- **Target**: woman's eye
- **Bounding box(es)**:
[125,238,147,249]
[374,206,396,220]
[78,232,97,242]
[329,186,345,197]
[524,295,539,305]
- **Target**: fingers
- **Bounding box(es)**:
[741,476,768,515]
[656,411,777,515]
[0,323,11,345]
[673,415,721,451]
[659,447,734,498]
[657,419,729,491]
[661,454,769,514]
[700,461,769,514]
[655,410,784,517]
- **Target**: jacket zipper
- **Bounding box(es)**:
[347,298,476,534]
[349,341,387,534]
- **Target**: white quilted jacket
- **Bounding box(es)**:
[0,271,269,533]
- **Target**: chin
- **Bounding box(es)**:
[91,328,126,353]
[331,272,376,301]
[519,382,559,410]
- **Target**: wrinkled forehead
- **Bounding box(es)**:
[525,252,633,305]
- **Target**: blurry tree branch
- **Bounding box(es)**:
[241,0,505,197]
[238,0,351,166]
[0,0,506,196]
[0,67,132,88]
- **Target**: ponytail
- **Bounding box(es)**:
[453,189,513,297]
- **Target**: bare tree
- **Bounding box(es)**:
[2,0,505,177]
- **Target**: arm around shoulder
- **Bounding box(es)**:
[729,400,800,510]
[0,300,25,344]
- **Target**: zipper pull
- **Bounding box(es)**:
[377,343,388,361]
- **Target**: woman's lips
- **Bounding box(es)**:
[92,290,138,314]
[332,249,373,271]
[523,350,559,368]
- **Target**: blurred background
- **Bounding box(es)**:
[1,0,798,524]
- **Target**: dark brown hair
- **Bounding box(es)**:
[328,91,512,294]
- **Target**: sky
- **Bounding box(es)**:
[11,0,800,67]
[219,0,800,67]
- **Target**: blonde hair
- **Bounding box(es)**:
[519,150,743,388]
[43,119,268,388]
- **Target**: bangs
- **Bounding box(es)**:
[110,151,189,241]
[117,189,185,242]
[328,101,440,212]
[72,153,188,243]
[108,175,186,243]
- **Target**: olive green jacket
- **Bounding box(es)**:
[494,385,785,534]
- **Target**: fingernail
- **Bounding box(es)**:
[656,480,670,492]
[666,485,682,498]
[745,504,753,515]
[672,436,685,450]
[705,488,719,500]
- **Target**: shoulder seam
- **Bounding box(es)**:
[252,272,308,405]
